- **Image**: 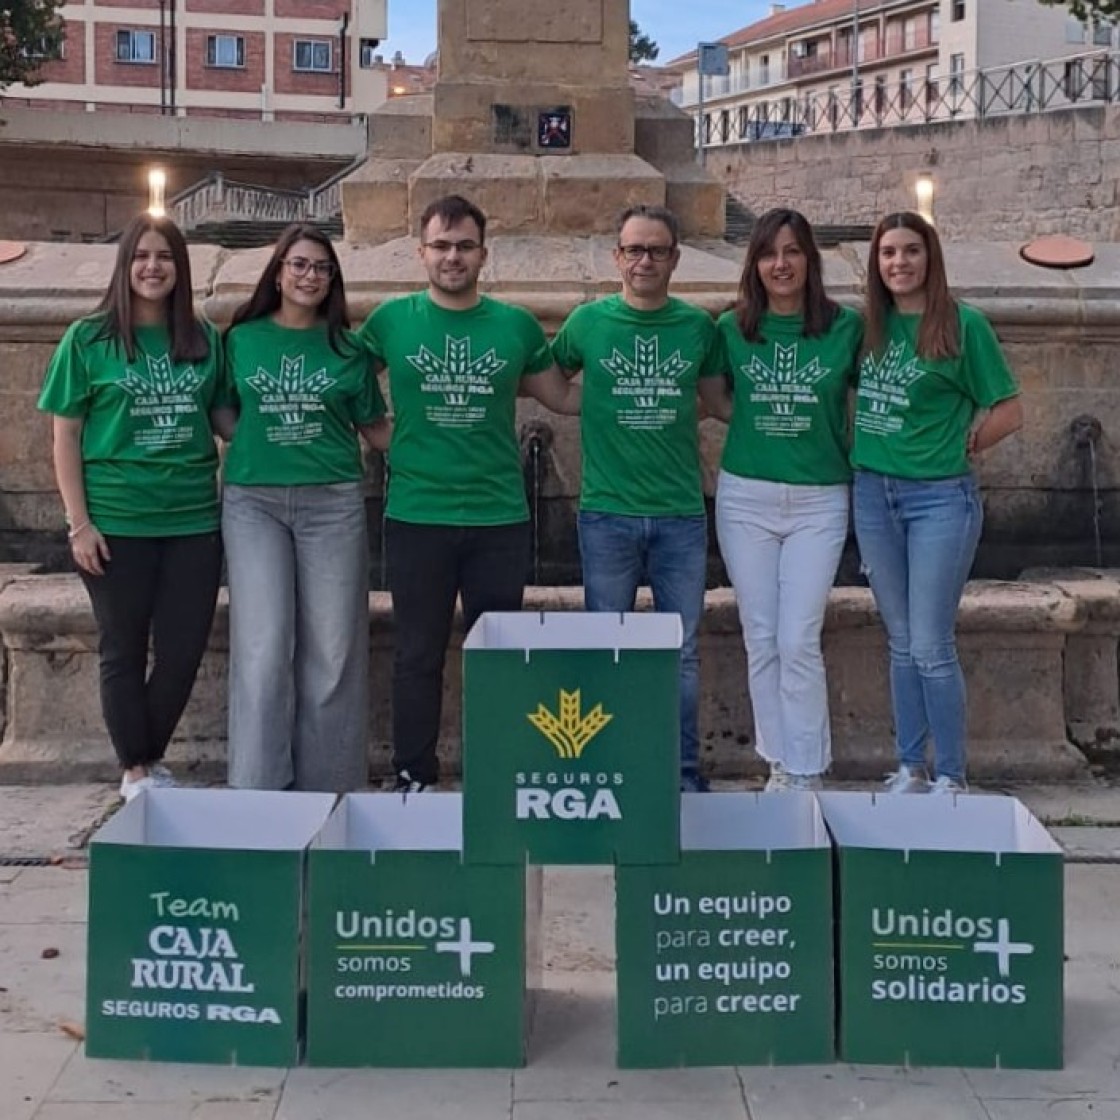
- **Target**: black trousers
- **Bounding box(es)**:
[386,518,529,783]
[79,532,222,769]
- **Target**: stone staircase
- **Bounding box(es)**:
[185,217,344,249]
[723,194,874,246]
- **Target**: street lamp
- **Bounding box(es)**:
[915,171,935,225]
[148,168,168,218]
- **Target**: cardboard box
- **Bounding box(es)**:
[462,611,682,866]
[86,788,335,1066]
[616,792,834,1067]
[818,791,1064,1069]
[305,792,541,1067]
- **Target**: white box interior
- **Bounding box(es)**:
[92,788,337,850]
[681,791,831,851]
[816,791,1062,855]
[314,792,463,852]
[463,611,682,652]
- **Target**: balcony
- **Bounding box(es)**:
[787,25,935,80]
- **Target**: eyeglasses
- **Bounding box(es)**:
[617,244,675,262]
[422,239,482,254]
[282,257,336,279]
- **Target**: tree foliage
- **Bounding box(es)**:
[0,1,65,91]
[1038,0,1119,21]
[629,19,659,64]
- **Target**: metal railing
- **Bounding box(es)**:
[169,155,368,231]
[693,49,1119,148]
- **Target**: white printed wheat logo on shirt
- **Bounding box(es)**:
[408,336,507,407]
[856,340,926,435]
[601,335,692,431]
[118,353,204,442]
[246,355,337,426]
[741,343,831,433]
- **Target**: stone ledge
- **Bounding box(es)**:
[0,573,1099,784]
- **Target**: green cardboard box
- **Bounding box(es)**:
[305,792,541,1067]
[818,791,1063,1069]
[616,791,834,1067]
[86,788,335,1066]
[462,611,681,866]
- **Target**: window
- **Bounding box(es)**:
[903,18,918,51]
[116,29,156,64]
[900,68,913,110]
[925,63,939,108]
[949,52,965,94]
[759,53,770,85]
[206,35,244,68]
[874,74,887,116]
[951,0,965,21]
[359,38,380,69]
[930,9,940,44]
[1092,22,1114,46]
[294,39,333,73]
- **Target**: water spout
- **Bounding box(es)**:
[520,422,554,586]
[1070,415,1104,567]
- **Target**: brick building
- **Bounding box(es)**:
[663,0,1116,146]
[2,0,389,122]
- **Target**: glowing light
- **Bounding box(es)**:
[148,168,167,218]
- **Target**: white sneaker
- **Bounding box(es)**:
[883,764,930,794]
[764,761,789,792]
[150,763,176,788]
[785,773,823,792]
[119,772,156,802]
[929,775,969,795]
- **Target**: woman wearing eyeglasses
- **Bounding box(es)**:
[701,209,862,792]
[217,224,390,791]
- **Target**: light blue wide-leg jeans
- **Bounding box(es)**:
[223,482,370,791]
[852,470,982,782]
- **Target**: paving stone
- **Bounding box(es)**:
[742,1066,989,1120]
[0,1030,78,1120]
[278,1069,512,1120]
[0,786,116,859]
[0,865,87,924]
[514,1101,749,1120]
[0,920,86,1031]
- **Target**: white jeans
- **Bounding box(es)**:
[715,472,849,777]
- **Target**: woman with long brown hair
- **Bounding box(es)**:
[218,224,389,792]
[38,214,223,801]
[854,211,1022,795]
[702,208,862,791]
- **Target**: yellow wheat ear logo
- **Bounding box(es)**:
[527,689,613,760]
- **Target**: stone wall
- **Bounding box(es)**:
[711,105,1120,243]
[0,572,1102,783]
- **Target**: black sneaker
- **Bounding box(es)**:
[394,769,429,795]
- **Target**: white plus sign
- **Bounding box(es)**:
[435,918,495,977]
[973,918,1034,977]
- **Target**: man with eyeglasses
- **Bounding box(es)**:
[552,204,721,793]
[359,194,579,794]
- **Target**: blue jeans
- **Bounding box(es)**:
[223,483,370,792]
[577,511,707,778]
[853,470,982,782]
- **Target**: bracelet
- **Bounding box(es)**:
[67,521,92,540]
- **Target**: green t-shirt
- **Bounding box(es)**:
[718,305,862,486]
[552,295,721,516]
[359,292,552,526]
[222,318,385,487]
[852,303,1019,479]
[37,317,221,536]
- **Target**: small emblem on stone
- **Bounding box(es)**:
[538,109,571,149]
